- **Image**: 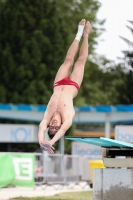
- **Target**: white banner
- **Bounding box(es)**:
[72,142,102,181]
[0,124,38,142]
[115,125,133,142]
[72,142,102,159]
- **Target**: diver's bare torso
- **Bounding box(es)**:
[45,85,78,123]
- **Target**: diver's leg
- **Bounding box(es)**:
[54,19,86,83]
[70,21,92,87]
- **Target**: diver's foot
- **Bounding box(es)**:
[83,21,92,37]
[75,19,86,41]
[79,19,86,26]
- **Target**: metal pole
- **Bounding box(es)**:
[105,113,111,138]
[58,136,65,184]
[43,129,49,178]
[59,136,64,154]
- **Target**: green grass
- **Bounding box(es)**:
[10,191,92,200]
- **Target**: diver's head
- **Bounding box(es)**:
[48,112,61,139]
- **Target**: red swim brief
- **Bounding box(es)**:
[53,77,80,90]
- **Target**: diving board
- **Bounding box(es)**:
[65,137,133,148]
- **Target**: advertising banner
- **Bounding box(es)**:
[0,124,38,143]
[72,142,102,181]
[115,125,133,142]
[0,154,35,187]
[72,142,102,159]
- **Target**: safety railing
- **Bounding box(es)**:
[0,152,90,189]
[35,153,80,186]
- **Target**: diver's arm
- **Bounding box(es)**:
[38,119,47,144]
[38,111,48,144]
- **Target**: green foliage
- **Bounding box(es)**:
[0,0,127,106]
[118,20,133,104]
[74,55,127,105]
[0,0,102,104]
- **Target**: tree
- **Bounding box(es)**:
[74,55,127,105]
[117,20,133,104]
[0,0,103,104]
[75,20,133,106]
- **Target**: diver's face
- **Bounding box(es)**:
[49,114,61,134]
[49,125,61,134]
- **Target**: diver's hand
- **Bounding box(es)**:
[40,140,55,154]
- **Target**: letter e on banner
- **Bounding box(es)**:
[13,158,32,181]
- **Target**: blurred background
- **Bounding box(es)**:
[0,0,133,190]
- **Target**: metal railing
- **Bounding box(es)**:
[35,153,81,186]
[0,152,91,189]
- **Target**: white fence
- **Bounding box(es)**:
[35,153,84,185]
